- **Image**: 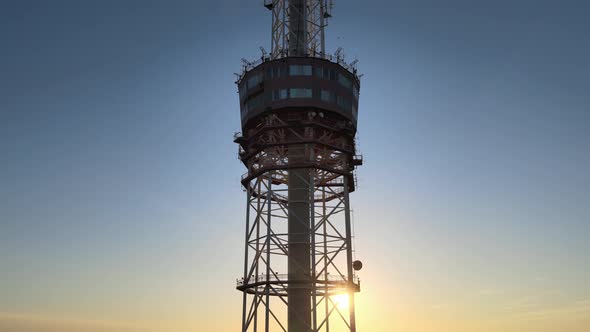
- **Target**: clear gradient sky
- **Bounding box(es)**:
[1,1,589,331]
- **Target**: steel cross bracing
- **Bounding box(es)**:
[265,0,332,59]
[237,114,358,188]
[237,168,359,332]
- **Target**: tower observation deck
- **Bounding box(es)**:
[234,1,363,331]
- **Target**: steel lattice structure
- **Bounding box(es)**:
[235,1,362,331]
[236,167,361,332]
[266,0,332,59]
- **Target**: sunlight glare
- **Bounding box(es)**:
[332,294,349,311]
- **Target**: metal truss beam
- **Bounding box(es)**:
[238,167,359,332]
[266,0,332,59]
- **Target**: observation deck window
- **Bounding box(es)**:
[241,101,250,120]
[329,69,337,80]
[272,89,289,101]
[314,67,324,78]
[239,84,247,101]
[337,95,352,112]
[338,73,352,89]
[289,65,312,76]
[321,89,336,103]
[314,67,336,80]
[290,88,313,98]
[247,73,262,90]
[267,66,284,79]
[246,93,266,113]
[272,88,312,100]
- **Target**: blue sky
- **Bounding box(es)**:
[1,1,589,331]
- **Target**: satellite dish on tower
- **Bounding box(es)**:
[353,260,363,271]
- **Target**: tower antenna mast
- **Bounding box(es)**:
[265,0,333,59]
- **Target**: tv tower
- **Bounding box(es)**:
[234,1,363,331]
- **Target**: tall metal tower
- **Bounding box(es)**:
[234,1,362,331]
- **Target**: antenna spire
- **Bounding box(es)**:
[265,0,332,59]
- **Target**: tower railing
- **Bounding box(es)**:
[237,273,360,287]
[236,50,359,84]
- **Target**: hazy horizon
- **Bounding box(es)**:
[1,1,589,331]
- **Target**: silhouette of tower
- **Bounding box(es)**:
[234,1,362,331]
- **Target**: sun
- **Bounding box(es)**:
[332,294,349,311]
